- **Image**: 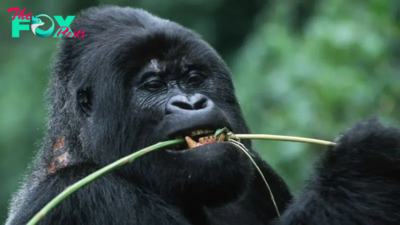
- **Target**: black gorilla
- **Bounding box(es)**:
[6,6,400,225]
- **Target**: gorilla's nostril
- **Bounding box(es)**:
[172,101,194,110]
[193,97,207,110]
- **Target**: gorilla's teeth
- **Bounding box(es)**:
[185,133,220,148]
[218,133,225,142]
[189,129,215,137]
[185,136,197,149]
[200,136,217,144]
[204,130,214,135]
[190,130,202,136]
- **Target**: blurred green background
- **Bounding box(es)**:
[1,0,399,223]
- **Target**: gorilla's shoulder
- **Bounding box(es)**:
[317,118,400,179]
[334,118,400,153]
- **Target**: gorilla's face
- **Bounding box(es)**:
[68,10,254,206]
[127,53,253,205]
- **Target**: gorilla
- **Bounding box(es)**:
[6,5,400,225]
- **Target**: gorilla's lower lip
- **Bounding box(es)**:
[165,141,228,154]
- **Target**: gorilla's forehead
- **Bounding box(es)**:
[138,57,194,80]
[60,6,227,82]
[123,31,211,62]
[149,59,161,72]
[109,31,220,77]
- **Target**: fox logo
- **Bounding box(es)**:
[8,8,84,38]
[30,14,54,37]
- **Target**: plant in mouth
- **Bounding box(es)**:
[27,128,336,225]
[169,129,226,151]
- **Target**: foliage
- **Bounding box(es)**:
[233,0,400,191]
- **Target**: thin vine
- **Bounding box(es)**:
[27,130,335,225]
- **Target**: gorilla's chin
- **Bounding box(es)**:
[155,142,254,207]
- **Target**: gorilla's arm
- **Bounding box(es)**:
[6,165,190,225]
[274,119,400,225]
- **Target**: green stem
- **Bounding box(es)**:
[27,139,184,225]
[233,134,336,146]
[28,133,335,225]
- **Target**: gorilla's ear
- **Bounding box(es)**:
[77,88,92,116]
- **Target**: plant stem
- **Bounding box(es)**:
[28,133,335,225]
[27,139,184,225]
[228,140,281,217]
[233,134,336,146]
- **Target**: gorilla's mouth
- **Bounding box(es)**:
[160,109,232,151]
[171,129,226,151]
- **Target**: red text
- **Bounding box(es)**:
[8,7,32,20]
[56,26,85,38]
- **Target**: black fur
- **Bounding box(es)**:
[6,6,400,225]
[275,118,400,225]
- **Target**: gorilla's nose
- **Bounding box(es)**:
[166,94,214,114]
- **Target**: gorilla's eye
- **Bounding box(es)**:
[185,72,205,86]
[77,88,92,116]
[143,80,166,91]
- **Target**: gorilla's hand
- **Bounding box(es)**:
[276,119,400,225]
